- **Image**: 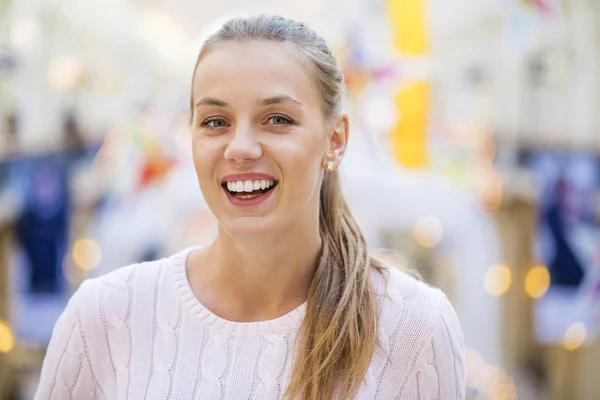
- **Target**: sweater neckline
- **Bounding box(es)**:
[170,246,307,335]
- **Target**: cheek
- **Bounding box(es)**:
[275,147,322,184]
[191,137,220,182]
[275,130,326,166]
[271,136,324,195]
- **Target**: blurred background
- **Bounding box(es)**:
[0,0,599,399]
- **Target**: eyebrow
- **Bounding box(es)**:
[194,97,230,108]
[194,95,303,109]
[257,95,303,108]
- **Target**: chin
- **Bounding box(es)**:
[219,215,283,241]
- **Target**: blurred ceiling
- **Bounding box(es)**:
[1,0,598,151]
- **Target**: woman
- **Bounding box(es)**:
[35,15,465,400]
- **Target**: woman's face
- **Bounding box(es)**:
[191,41,347,240]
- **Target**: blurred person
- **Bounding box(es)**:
[4,113,18,156]
[12,112,91,296]
[34,15,465,400]
[63,111,87,158]
[545,177,586,287]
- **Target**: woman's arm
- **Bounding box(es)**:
[34,281,98,400]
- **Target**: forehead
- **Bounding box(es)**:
[193,41,321,108]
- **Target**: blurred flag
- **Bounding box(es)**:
[387,0,429,169]
[520,0,554,15]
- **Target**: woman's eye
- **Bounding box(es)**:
[268,115,292,125]
[202,119,228,128]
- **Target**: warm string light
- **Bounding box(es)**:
[0,319,14,354]
[72,238,102,271]
[413,216,443,248]
[484,264,550,299]
[484,265,512,297]
[47,54,84,91]
[525,265,550,299]
[564,322,586,351]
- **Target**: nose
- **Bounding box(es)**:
[223,123,263,164]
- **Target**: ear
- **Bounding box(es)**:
[324,113,349,169]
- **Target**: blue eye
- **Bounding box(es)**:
[202,118,229,128]
[268,115,293,125]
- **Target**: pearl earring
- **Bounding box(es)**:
[326,161,335,171]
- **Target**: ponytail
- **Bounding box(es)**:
[284,171,379,399]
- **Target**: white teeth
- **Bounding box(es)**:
[226,179,276,193]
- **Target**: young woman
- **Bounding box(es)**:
[35,15,465,400]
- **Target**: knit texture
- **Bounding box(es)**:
[35,247,466,399]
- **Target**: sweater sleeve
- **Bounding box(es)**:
[396,295,466,400]
[34,281,98,400]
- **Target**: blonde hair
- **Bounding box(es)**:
[190,15,395,399]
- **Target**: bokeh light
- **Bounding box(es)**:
[484,265,512,297]
[47,54,84,92]
[524,265,551,299]
[413,216,443,248]
[72,239,102,271]
[0,320,15,354]
[564,322,586,351]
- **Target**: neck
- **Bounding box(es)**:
[189,220,322,322]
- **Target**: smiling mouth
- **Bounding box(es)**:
[222,179,278,200]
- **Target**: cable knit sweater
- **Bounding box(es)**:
[35,247,466,399]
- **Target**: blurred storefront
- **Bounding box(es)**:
[0,0,599,399]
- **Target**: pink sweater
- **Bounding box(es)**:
[35,247,466,399]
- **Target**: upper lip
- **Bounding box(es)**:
[221,172,278,183]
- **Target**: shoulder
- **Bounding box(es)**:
[64,247,192,335]
[370,266,465,397]
[372,265,452,332]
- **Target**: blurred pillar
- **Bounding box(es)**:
[386,0,430,169]
[0,222,13,398]
[493,195,540,373]
[545,346,582,400]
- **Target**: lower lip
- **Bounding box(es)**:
[224,186,276,207]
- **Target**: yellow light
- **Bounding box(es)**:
[0,320,15,353]
[525,265,550,299]
[484,265,512,296]
[564,322,586,351]
[72,239,102,271]
[413,216,443,248]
